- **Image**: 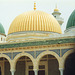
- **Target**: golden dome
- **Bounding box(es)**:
[8,10,62,34]
[54,8,59,11]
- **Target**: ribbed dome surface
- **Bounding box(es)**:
[8,10,62,34]
[66,10,75,29]
[0,23,5,35]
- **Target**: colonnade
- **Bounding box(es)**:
[0,50,73,75]
[10,68,64,75]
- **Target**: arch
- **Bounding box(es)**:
[36,51,60,65]
[63,49,74,65]
[0,54,11,66]
[63,50,75,75]
[63,49,74,60]
[13,52,35,69]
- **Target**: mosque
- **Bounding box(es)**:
[0,2,75,75]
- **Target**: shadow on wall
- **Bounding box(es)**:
[64,48,75,75]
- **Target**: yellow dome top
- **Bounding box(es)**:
[8,10,62,34]
[54,8,59,11]
[54,4,59,12]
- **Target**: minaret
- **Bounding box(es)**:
[52,5,64,26]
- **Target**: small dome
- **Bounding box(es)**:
[0,23,5,35]
[8,10,62,34]
[66,10,75,29]
[54,8,59,12]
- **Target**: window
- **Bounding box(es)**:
[1,38,2,41]
[54,16,56,18]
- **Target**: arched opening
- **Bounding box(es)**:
[15,56,34,75]
[38,54,60,75]
[64,52,75,75]
[0,57,11,75]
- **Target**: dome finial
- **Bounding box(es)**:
[54,4,59,11]
[34,1,36,10]
[56,4,57,8]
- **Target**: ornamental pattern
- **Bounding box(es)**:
[61,48,73,56]
[50,49,60,56]
[0,38,75,49]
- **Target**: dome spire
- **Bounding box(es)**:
[56,4,57,8]
[34,1,36,10]
[54,4,59,11]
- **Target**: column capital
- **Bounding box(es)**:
[59,68,64,70]
[33,69,38,71]
[10,69,16,72]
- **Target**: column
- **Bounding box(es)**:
[59,68,64,75]
[34,69,38,75]
[10,69,15,75]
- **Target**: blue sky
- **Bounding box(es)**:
[0,0,75,34]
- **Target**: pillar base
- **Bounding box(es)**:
[33,69,38,75]
[10,69,15,75]
[59,68,64,75]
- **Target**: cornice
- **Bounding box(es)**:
[0,38,75,49]
[0,43,75,52]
